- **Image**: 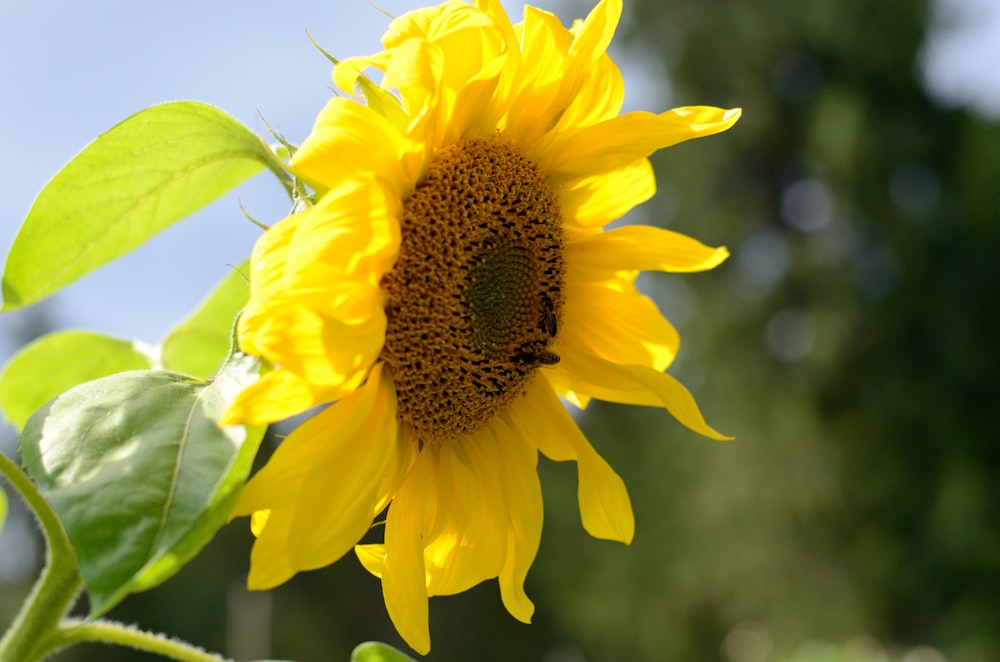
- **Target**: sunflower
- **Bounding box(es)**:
[221,0,740,653]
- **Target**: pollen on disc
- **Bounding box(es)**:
[380,135,564,443]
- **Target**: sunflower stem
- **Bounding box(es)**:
[32,619,232,662]
[0,452,82,662]
[0,452,232,661]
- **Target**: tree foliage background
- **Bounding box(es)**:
[2,0,998,660]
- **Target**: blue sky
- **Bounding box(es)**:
[1,0,997,360]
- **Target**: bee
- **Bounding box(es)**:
[534,350,561,365]
[514,349,561,366]
[540,292,558,337]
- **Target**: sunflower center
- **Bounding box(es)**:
[380,135,564,443]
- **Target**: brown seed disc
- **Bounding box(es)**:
[379,135,564,443]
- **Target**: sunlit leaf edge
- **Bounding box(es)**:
[1,101,283,311]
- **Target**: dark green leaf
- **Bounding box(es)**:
[2,101,281,311]
[161,261,249,379]
[19,349,264,615]
[0,330,152,432]
[350,642,418,662]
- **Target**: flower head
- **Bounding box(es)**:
[222,0,739,653]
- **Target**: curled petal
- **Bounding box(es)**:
[543,106,742,180]
[550,334,733,441]
[505,378,634,543]
[566,224,729,281]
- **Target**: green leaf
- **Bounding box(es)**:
[2,101,281,311]
[19,349,264,616]
[161,261,249,379]
[350,642,418,662]
[0,330,153,432]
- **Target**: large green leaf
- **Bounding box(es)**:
[0,330,153,432]
[19,349,264,616]
[2,101,281,311]
[161,261,249,379]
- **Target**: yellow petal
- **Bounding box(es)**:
[443,56,507,143]
[232,364,390,518]
[355,543,387,578]
[491,415,542,622]
[383,1,495,50]
[249,509,270,536]
[233,366,403,592]
[505,377,634,543]
[220,369,326,427]
[543,106,742,180]
[246,508,297,590]
[286,176,401,286]
[551,49,625,146]
[567,0,621,62]
[333,52,392,95]
[559,159,654,233]
[290,364,403,572]
[476,0,520,67]
[372,426,420,516]
[506,0,623,151]
[500,5,574,145]
[382,38,440,130]
[562,281,680,371]
[382,448,439,655]
[411,7,505,95]
[290,97,406,193]
[551,334,733,441]
[566,224,729,281]
[331,46,437,182]
[424,431,507,596]
[373,2,510,157]
[550,0,623,132]
[239,285,385,394]
[502,377,572,462]
[243,206,301,299]
[233,178,398,407]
